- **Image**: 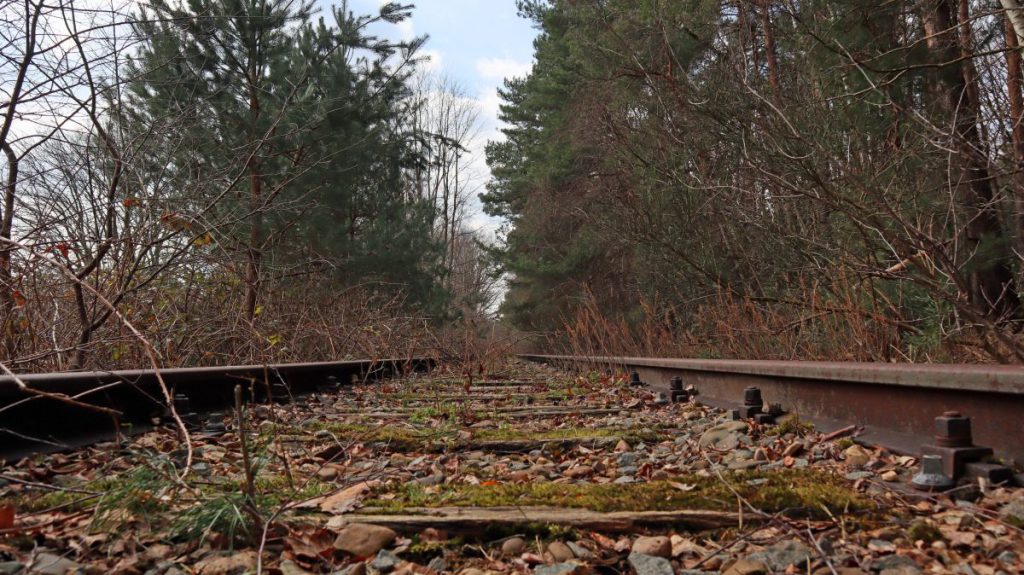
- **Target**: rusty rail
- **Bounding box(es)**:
[0,358,433,459]
[520,354,1024,467]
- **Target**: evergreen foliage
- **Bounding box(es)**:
[486,0,1024,360]
[126,0,448,315]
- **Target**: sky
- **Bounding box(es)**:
[346,0,539,237]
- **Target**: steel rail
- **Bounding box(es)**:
[0,358,433,459]
[520,354,1024,466]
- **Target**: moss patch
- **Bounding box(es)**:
[906,520,943,544]
[301,422,665,450]
[765,415,815,437]
[473,426,663,443]
[304,422,444,450]
[367,469,869,519]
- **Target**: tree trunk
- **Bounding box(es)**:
[1006,15,1024,296]
[1002,0,1024,48]
[759,0,780,97]
[244,84,262,324]
[1,143,18,356]
[921,0,1020,320]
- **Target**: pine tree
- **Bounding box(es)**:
[127,0,449,318]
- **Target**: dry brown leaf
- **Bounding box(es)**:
[0,505,15,530]
[194,550,259,575]
[314,480,381,514]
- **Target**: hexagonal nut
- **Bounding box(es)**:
[934,413,972,446]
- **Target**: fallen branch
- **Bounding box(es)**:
[332,506,754,533]
[818,425,861,443]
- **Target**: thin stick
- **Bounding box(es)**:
[235,384,255,501]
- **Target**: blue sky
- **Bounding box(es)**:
[346,0,539,235]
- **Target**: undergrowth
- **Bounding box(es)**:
[365,469,871,520]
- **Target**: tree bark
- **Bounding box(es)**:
[921,0,1020,320]
[336,506,752,534]
[1002,0,1024,49]
[244,81,263,325]
[1006,14,1024,294]
[759,0,780,97]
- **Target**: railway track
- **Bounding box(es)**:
[522,354,1024,470]
[0,358,432,458]
[2,356,1023,574]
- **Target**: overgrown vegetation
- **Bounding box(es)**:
[486,0,1024,363]
[0,0,501,372]
[366,469,870,520]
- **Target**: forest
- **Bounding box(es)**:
[6,0,1024,369]
[486,0,1024,363]
[0,0,498,371]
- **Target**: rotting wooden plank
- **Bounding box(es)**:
[325,407,624,418]
[426,380,551,386]
[331,506,751,533]
[281,436,624,453]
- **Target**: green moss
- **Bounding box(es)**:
[766,415,815,437]
[305,422,446,450]
[906,520,943,544]
[303,421,664,450]
[11,488,92,512]
[366,469,868,519]
[835,438,854,450]
[473,427,662,443]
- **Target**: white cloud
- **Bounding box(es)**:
[395,18,415,41]
[474,57,532,82]
[462,59,535,242]
[419,48,443,74]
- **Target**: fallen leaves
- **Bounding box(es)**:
[311,480,381,514]
[0,504,14,530]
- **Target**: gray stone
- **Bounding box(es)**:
[845,471,873,480]
[533,563,582,575]
[614,475,635,484]
[412,474,445,487]
[370,550,402,573]
[0,562,23,575]
[872,555,920,574]
[698,421,749,450]
[628,553,674,575]
[426,558,448,572]
[565,542,594,561]
[747,540,811,571]
[27,554,80,575]
[997,551,1018,564]
[618,452,640,467]
[952,565,977,575]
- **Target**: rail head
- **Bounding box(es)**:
[520,354,1024,395]
[0,358,435,399]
